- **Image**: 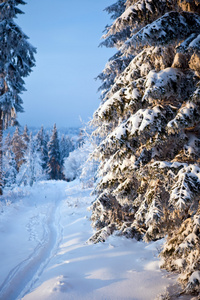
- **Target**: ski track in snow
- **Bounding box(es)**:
[0,182,65,300]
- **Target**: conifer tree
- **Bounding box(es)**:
[91,0,200,293]
[3,131,11,157]
[4,132,11,149]
[0,0,36,193]
[35,126,48,172]
[3,146,17,187]
[59,135,74,167]
[47,124,62,180]
[3,132,17,187]
[96,0,128,101]
[16,133,46,186]
[11,126,26,171]
[22,125,30,148]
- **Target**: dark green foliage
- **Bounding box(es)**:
[47,124,62,180]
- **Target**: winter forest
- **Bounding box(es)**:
[1,0,200,299]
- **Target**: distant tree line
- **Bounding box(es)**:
[3,124,75,188]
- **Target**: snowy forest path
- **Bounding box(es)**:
[0,181,67,300]
[0,180,176,300]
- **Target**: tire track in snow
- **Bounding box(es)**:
[0,187,64,300]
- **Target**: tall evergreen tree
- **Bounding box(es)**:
[22,125,30,148]
[11,126,26,171]
[35,126,48,172]
[59,135,74,168]
[96,0,128,101]
[2,131,17,187]
[16,133,46,186]
[3,146,17,187]
[47,124,62,180]
[91,0,200,294]
[3,132,11,153]
[0,0,36,194]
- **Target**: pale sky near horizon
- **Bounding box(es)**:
[17,0,115,128]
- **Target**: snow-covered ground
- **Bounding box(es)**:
[0,180,176,300]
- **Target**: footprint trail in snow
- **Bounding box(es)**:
[0,180,176,300]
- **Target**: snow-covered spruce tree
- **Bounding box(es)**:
[22,125,30,148]
[79,140,99,188]
[96,0,177,103]
[90,0,200,293]
[59,134,74,169]
[3,145,17,187]
[64,126,98,186]
[16,133,46,186]
[11,126,26,171]
[79,125,99,188]
[64,147,85,182]
[0,0,36,193]
[35,126,49,172]
[96,0,128,102]
[160,204,200,295]
[47,124,62,180]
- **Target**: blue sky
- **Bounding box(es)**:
[17,0,115,128]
